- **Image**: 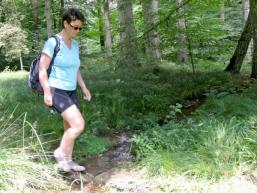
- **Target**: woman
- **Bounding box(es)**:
[39,8,91,172]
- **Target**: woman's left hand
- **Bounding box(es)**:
[82,88,91,101]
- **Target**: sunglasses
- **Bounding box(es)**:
[69,23,82,31]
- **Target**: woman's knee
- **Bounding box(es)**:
[71,117,85,134]
[61,105,85,135]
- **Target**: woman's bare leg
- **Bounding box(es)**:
[60,105,84,159]
[54,104,85,171]
[63,119,70,131]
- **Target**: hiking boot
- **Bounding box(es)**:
[67,160,86,172]
[53,148,71,172]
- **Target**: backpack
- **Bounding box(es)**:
[28,35,60,95]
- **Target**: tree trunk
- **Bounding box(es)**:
[117,0,139,66]
[243,0,250,22]
[225,14,252,73]
[220,2,225,21]
[176,0,187,63]
[19,53,23,71]
[142,0,161,66]
[97,0,105,50]
[31,0,39,51]
[250,0,257,78]
[243,0,252,61]
[104,0,112,57]
[60,0,64,27]
[45,0,53,37]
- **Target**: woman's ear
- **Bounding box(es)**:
[63,20,68,28]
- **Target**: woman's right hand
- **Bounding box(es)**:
[44,92,53,106]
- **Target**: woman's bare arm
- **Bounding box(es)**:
[77,70,91,101]
[39,53,52,106]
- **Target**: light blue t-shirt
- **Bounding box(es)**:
[42,34,80,91]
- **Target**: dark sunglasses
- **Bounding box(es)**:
[69,23,82,31]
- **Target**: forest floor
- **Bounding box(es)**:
[43,133,257,193]
[43,97,257,193]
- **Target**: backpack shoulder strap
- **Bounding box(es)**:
[51,35,60,56]
[47,35,60,75]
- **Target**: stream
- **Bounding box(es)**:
[62,98,205,192]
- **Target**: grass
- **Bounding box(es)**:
[0,109,67,192]
[132,86,257,180]
[1,57,257,191]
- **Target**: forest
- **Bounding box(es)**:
[1,0,257,192]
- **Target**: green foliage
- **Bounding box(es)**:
[0,0,246,70]
[0,23,29,62]
[132,88,257,179]
[1,58,257,182]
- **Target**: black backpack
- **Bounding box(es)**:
[28,35,60,95]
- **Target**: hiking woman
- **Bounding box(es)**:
[39,8,91,172]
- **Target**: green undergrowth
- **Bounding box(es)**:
[132,85,257,180]
[0,58,256,185]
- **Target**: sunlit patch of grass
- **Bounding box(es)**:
[0,149,67,192]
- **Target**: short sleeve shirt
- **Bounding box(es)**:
[42,34,80,91]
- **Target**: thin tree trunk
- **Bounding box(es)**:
[31,0,39,51]
[243,0,252,61]
[220,2,225,21]
[19,53,23,71]
[45,0,53,37]
[60,0,64,27]
[142,0,161,66]
[117,0,139,66]
[176,0,187,63]
[97,0,105,50]
[225,14,252,73]
[243,0,250,22]
[185,21,195,73]
[104,0,112,57]
[250,0,257,78]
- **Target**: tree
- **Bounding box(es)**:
[117,0,139,66]
[142,0,161,66]
[104,0,113,57]
[176,0,187,63]
[60,0,64,27]
[225,13,252,73]
[243,0,252,60]
[250,0,257,78]
[45,0,53,37]
[32,0,40,51]
[243,0,250,22]
[0,24,29,70]
[220,2,225,21]
[97,0,105,50]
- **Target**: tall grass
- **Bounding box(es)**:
[0,108,67,192]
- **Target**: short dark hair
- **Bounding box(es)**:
[62,8,85,27]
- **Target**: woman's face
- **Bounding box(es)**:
[64,19,83,38]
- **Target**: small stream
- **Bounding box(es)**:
[64,132,135,192]
[64,97,205,192]
[84,132,135,180]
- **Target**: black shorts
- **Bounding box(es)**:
[50,87,79,113]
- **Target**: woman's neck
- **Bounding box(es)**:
[59,29,72,48]
[59,29,71,41]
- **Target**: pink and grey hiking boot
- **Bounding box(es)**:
[53,148,71,172]
[67,160,86,172]
[54,148,86,172]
